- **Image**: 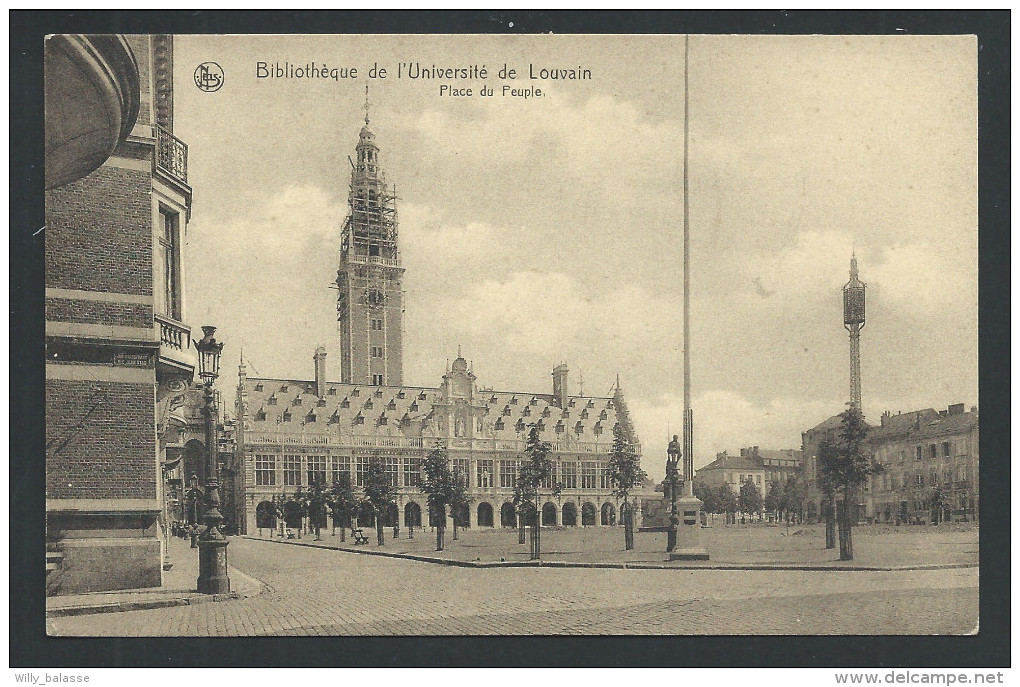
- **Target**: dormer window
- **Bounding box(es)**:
[536,420,545,431]
[510,396,517,405]
[397,390,406,399]
[542,407,551,418]
[267,395,277,406]
[490,395,498,403]
[419,392,427,400]
[400,413,411,427]
[378,414,388,426]
[254,383,264,392]
[575,421,584,435]
[530,397,538,405]
[255,410,266,421]
[329,411,339,424]
[293,397,302,406]
[607,400,614,409]
[581,409,589,420]
[387,400,397,410]
[593,422,603,436]
[375,388,383,398]
[568,398,576,407]
[495,419,505,431]
[515,419,525,432]
[340,397,350,409]
[317,398,326,407]
[410,401,419,412]
[282,411,292,422]
[503,406,511,417]
[306,413,316,423]
[327,387,337,396]
[586,399,594,408]
[522,407,531,417]
[352,388,360,397]
[365,399,374,410]
[354,413,365,425]
[280,385,288,393]
[555,421,565,434]
[599,410,607,420]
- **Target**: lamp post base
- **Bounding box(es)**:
[197,538,230,595]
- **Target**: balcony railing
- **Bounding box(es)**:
[156,126,188,184]
[156,314,191,351]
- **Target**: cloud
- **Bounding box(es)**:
[628,390,837,479]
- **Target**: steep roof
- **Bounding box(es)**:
[239,377,625,443]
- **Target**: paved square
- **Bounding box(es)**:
[48,536,978,636]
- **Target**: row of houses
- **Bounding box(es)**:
[694,404,979,524]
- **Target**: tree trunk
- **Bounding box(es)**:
[452,515,459,541]
[339,524,346,542]
[518,513,526,544]
[436,525,445,551]
[824,498,836,549]
[623,497,634,550]
[314,524,321,541]
[376,519,384,546]
[838,491,854,561]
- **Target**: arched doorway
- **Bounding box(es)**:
[283,500,303,529]
[581,502,597,526]
[542,502,557,526]
[255,501,276,529]
[477,502,494,527]
[562,502,578,526]
[500,502,516,527]
[601,502,616,526]
[182,439,205,484]
[357,502,375,528]
[386,502,399,527]
[453,502,470,528]
[405,502,422,528]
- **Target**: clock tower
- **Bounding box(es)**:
[336,109,404,385]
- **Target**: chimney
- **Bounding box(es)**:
[314,347,327,398]
[881,410,891,426]
[948,403,965,416]
[552,363,569,408]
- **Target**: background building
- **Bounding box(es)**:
[695,452,766,494]
[45,34,196,593]
[801,404,978,524]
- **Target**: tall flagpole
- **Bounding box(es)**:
[682,34,694,497]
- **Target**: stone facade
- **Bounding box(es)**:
[233,353,641,534]
[45,35,196,594]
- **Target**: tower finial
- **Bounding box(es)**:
[364,82,370,125]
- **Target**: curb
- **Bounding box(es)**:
[46,567,269,618]
[242,536,977,573]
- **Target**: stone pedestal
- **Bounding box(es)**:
[669,495,709,561]
[197,538,230,594]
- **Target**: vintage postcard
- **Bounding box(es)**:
[42,32,979,639]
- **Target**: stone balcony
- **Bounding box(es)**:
[155,313,196,376]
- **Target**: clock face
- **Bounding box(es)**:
[364,288,386,307]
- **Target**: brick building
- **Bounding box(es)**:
[231,118,644,534]
[694,452,766,494]
[45,34,196,593]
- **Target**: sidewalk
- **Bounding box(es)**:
[46,535,266,617]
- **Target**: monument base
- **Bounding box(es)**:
[669,495,709,561]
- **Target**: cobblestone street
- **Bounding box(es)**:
[48,536,978,636]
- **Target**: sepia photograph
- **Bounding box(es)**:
[35,26,991,646]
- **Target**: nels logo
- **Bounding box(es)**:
[194,62,224,92]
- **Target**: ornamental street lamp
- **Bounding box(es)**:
[194,326,230,594]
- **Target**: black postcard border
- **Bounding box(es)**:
[10,10,1010,669]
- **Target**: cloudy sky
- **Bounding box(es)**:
[174,34,977,479]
